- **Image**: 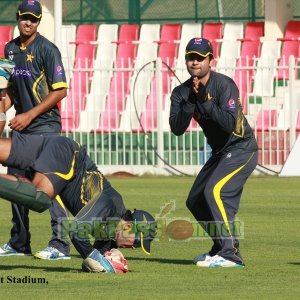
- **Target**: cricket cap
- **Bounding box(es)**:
[132,209,157,255]
[17,0,42,19]
[185,37,214,58]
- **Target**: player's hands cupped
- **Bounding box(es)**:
[8,112,33,131]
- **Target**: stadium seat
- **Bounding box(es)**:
[117,24,140,43]
[0,25,13,57]
[234,40,261,110]
[158,24,181,43]
[140,42,179,132]
[61,25,97,132]
[79,24,119,132]
[220,22,244,41]
[241,21,264,41]
[60,25,76,85]
[202,22,223,58]
[97,24,139,132]
[277,40,300,81]
[216,40,241,78]
[250,40,281,99]
[120,24,160,131]
[278,20,300,41]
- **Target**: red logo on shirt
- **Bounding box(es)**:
[227,99,235,109]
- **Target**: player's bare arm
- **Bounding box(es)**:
[8,88,67,131]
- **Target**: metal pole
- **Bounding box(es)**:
[54,0,62,51]
[156,57,164,168]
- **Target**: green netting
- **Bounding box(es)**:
[0,0,267,25]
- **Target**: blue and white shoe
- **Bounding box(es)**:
[196,255,244,268]
[82,249,115,273]
[0,243,31,256]
[193,252,212,264]
[34,247,70,260]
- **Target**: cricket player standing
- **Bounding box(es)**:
[169,38,258,268]
[0,0,69,260]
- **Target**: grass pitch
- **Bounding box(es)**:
[0,176,300,299]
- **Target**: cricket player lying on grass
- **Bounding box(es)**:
[0,131,156,273]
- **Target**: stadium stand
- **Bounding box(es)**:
[79,24,119,132]
[216,22,243,77]
[221,22,244,41]
[277,40,300,81]
[0,25,13,57]
[234,39,261,111]
[61,24,97,132]
[217,40,241,78]
[139,24,181,131]
[157,23,181,43]
[202,22,223,59]
[97,24,139,132]
[242,21,264,41]
[120,24,161,131]
[60,25,76,84]
[277,20,300,41]
[250,40,281,99]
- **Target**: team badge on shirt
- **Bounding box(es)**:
[227,98,235,110]
[56,65,63,75]
[26,53,34,62]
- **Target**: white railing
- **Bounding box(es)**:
[60,55,300,175]
[4,56,299,176]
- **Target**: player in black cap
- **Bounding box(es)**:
[0,130,157,272]
[0,0,69,260]
[169,37,258,268]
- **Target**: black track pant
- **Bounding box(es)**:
[186,149,258,265]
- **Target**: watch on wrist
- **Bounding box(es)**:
[0,112,6,121]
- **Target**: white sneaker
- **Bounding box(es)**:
[0,243,31,256]
[196,255,244,268]
[34,247,70,260]
[193,252,212,264]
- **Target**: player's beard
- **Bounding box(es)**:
[188,66,210,80]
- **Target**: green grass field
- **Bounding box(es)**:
[0,176,300,299]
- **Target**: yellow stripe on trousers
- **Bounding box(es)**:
[55,195,68,217]
[212,152,255,235]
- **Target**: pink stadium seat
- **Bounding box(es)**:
[277,41,300,80]
[61,25,97,132]
[75,24,97,44]
[202,22,223,58]
[140,42,179,131]
[242,21,264,41]
[0,25,13,57]
[278,20,300,41]
[97,25,139,132]
[117,24,139,43]
[255,109,278,131]
[159,24,181,43]
[234,40,261,110]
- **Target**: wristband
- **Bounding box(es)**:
[0,112,6,121]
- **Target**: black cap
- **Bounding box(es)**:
[185,37,213,58]
[132,210,156,255]
[17,0,42,19]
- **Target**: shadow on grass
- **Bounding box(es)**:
[0,264,79,272]
[125,256,192,265]
[288,262,300,265]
